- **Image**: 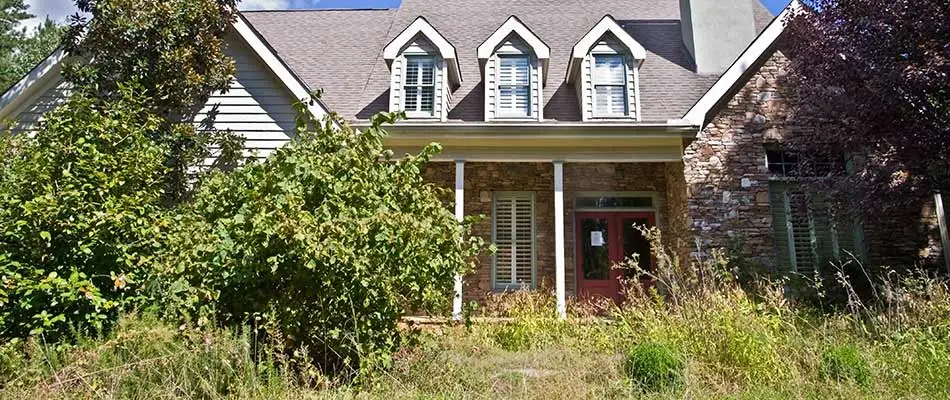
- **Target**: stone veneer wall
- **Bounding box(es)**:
[424,161,679,303]
[684,50,944,270]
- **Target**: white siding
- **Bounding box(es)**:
[483,37,543,122]
[6,79,71,135]
[196,32,298,162]
[580,38,640,122]
[388,36,446,121]
[3,32,302,167]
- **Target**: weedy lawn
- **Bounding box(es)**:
[3,282,949,399]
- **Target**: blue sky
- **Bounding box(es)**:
[22,0,791,30]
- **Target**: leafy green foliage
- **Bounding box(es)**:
[820,345,871,385]
[624,342,685,392]
[64,0,243,199]
[157,113,484,377]
[1,18,65,93]
[0,84,169,341]
[0,0,31,90]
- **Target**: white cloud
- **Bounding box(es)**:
[239,0,291,10]
[22,0,78,31]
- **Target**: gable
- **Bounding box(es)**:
[0,15,331,163]
[196,31,300,161]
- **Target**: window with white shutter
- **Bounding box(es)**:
[496,56,531,118]
[593,54,628,117]
[769,181,861,276]
[492,192,536,290]
[404,56,436,117]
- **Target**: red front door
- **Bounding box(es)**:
[575,212,655,302]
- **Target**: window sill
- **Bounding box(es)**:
[490,117,539,122]
[591,115,635,120]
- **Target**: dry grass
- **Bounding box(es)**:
[3,231,950,399]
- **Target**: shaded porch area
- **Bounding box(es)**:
[423,161,690,318]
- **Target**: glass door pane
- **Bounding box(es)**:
[621,217,652,279]
[580,217,610,280]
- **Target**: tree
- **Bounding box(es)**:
[8,19,65,84]
[64,0,243,199]
[783,0,950,214]
[0,83,170,341]
[0,0,243,343]
[158,110,485,377]
[0,0,31,90]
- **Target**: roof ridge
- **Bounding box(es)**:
[240,8,395,13]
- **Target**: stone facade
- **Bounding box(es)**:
[684,52,792,268]
[423,49,947,306]
[684,50,945,271]
[424,161,680,303]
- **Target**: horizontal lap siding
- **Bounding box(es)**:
[197,32,298,165]
[8,80,71,134]
[581,54,594,121]
[485,56,496,120]
[389,57,404,113]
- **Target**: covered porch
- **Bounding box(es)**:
[380,123,695,318]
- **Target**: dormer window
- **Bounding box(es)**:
[497,55,531,117]
[593,54,628,117]
[404,56,436,117]
[478,16,550,122]
[383,17,462,121]
[566,15,646,122]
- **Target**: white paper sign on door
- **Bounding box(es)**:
[591,231,604,247]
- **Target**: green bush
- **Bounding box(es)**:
[0,84,169,342]
[820,344,870,385]
[157,111,484,378]
[624,342,685,392]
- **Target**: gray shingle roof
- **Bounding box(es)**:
[243,0,776,123]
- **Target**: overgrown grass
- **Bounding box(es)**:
[3,229,950,398]
[5,284,948,399]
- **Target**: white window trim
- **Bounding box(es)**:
[491,191,537,291]
[495,54,533,119]
[566,15,646,83]
[383,16,461,88]
[566,16,645,122]
[477,16,550,85]
[591,53,630,118]
[402,55,437,118]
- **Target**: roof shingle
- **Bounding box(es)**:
[243,0,776,123]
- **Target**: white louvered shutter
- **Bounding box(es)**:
[404,56,436,115]
[593,54,628,116]
[493,193,535,289]
[497,56,531,117]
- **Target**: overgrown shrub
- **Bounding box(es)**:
[157,112,484,378]
[624,342,685,392]
[0,84,169,342]
[820,345,870,385]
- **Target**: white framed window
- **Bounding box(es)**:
[492,192,536,290]
[403,56,436,117]
[496,55,531,118]
[593,54,628,117]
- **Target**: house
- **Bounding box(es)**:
[1,0,945,318]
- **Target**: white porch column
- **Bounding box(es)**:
[453,160,465,321]
[936,193,950,275]
[554,161,567,319]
